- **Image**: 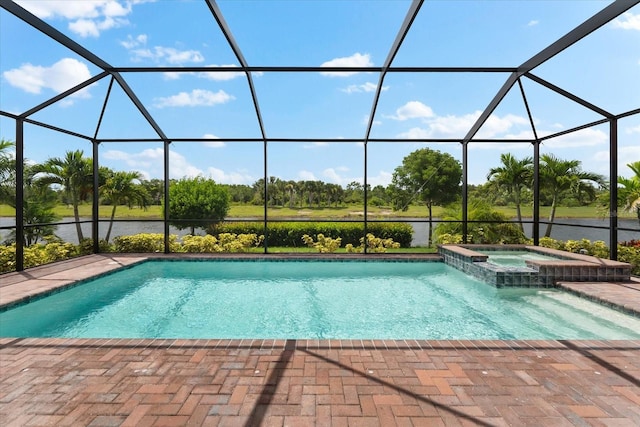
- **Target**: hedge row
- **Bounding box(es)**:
[215,222,413,248]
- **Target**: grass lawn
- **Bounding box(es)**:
[0,203,633,220]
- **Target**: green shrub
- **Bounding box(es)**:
[0,245,16,273]
[539,237,564,250]
[113,233,179,253]
[618,245,640,275]
[0,242,79,273]
[345,233,400,253]
[42,242,79,262]
[181,233,263,253]
[302,234,342,253]
[217,222,413,247]
[181,235,221,253]
[435,233,464,244]
[78,238,113,255]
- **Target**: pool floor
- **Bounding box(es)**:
[1,254,640,426]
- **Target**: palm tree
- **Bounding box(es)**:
[20,165,60,246]
[1,162,60,246]
[618,161,640,224]
[0,139,15,205]
[36,150,93,242]
[486,153,532,232]
[540,154,605,237]
[100,170,148,243]
[284,181,296,208]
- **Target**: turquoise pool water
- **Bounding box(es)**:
[480,250,560,267]
[1,260,639,340]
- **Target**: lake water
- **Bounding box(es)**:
[0,217,638,246]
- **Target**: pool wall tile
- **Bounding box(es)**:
[438,244,632,288]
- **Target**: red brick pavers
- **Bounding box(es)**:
[1,339,639,426]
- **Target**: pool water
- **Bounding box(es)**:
[481,250,560,268]
[1,260,639,340]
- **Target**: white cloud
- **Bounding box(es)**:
[394,106,530,139]
[153,89,234,108]
[593,145,640,179]
[317,167,392,187]
[362,115,382,126]
[320,53,373,77]
[202,134,225,148]
[121,33,205,64]
[103,148,159,180]
[527,20,539,27]
[120,34,148,49]
[542,127,608,148]
[303,142,329,149]
[169,152,202,178]
[130,46,204,64]
[160,65,261,82]
[322,167,345,184]
[102,148,255,182]
[16,0,136,37]
[199,65,245,81]
[612,12,640,30]
[502,130,537,139]
[626,125,640,134]
[480,114,529,138]
[3,58,92,104]
[387,101,434,121]
[396,127,430,139]
[69,16,126,37]
[468,142,533,151]
[341,82,388,94]
[368,171,393,187]
[298,170,317,181]
[206,167,255,185]
[322,167,361,186]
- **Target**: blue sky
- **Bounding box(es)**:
[1,0,639,187]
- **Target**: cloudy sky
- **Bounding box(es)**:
[0,0,639,186]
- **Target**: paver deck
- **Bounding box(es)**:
[1,254,639,426]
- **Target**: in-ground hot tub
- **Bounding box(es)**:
[439,244,632,287]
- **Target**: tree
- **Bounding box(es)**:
[618,161,640,224]
[540,154,605,237]
[19,165,60,246]
[226,184,253,204]
[0,139,15,205]
[100,170,148,242]
[390,148,462,246]
[0,142,61,245]
[267,176,281,206]
[345,181,364,204]
[486,153,532,233]
[141,178,164,205]
[434,200,527,244]
[36,150,93,242]
[168,177,230,235]
[284,181,296,208]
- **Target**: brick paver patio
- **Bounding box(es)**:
[1,255,639,426]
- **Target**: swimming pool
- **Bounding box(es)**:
[1,260,639,340]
